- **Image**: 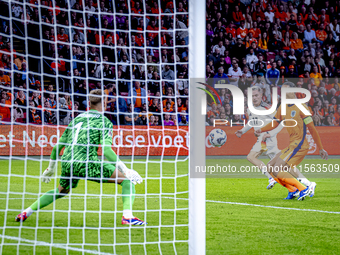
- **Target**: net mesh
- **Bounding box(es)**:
[0,0,190,254]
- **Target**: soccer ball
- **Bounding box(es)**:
[208,129,227,147]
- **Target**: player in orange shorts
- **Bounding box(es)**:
[255,82,328,201]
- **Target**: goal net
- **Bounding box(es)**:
[0,0,205,254]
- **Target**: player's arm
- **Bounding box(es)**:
[305,116,328,160]
[261,121,284,141]
[267,121,284,136]
[255,106,282,137]
[256,119,279,136]
[42,128,69,183]
[235,112,249,137]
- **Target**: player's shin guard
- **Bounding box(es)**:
[121,180,135,219]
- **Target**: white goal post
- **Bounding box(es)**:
[189,0,206,254]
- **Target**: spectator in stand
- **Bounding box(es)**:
[14,56,26,70]
[12,101,24,123]
[264,5,275,23]
[228,59,242,86]
[212,41,226,56]
[0,70,10,86]
[290,32,304,56]
[28,100,42,124]
[162,65,175,80]
[258,32,269,53]
[127,81,146,113]
[163,114,174,126]
[149,115,157,126]
[178,111,188,126]
[316,23,328,44]
[232,5,245,26]
[334,105,340,125]
[304,24,317,44]
[266,62,280,87]
[15,86,27,106]
[124,104,138,125]
[286,65,299,79]
[310,65,323,87]
[163,101,173,113]
[246,48,258,71]
[237,20,248,39]
[135,111,147,125]
[253,5,265,22]
[57,28,69,42]
[0,98,10,121]
[214,66,230,85]
[275,5,287,25]
[232,38,246,60]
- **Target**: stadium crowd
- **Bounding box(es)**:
[206,0,340,126]
[0,0,189,126]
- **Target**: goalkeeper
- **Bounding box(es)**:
[16,89,146,225]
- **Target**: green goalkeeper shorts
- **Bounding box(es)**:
[60,161,116,189]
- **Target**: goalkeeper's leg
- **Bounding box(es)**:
[16,162,75,222]
[15,185,69,222]
[106,164,146,225]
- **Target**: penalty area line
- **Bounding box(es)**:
[0,235,114,255]
[205,199,340,214]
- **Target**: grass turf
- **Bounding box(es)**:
[0,158,339,254]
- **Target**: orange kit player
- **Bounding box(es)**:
[255,82,328,201]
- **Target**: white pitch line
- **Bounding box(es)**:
[205,200,340,215]
[1,196,340,214]
[0,235,114,255]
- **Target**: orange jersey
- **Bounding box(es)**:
[57,34,69,42]
[226,28,236,38]
[0,75,11,85]
[248,28,261,38]
[274,104,311,151]
[290,39,303,50]
[236,27,248,39]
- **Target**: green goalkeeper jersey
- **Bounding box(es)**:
[60,109,113,166]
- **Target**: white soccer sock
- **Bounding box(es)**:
[260,165,272,179]
[262,171,273,179]
[298,178,312,187]
[123,210,134,219]
[23,207,33,217]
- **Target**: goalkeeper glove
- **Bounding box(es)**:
[42,159,57,184]
[116,160,143,185]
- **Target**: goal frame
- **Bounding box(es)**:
[189,0,206,254]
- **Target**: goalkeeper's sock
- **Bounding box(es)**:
[27,188,66,215]
[277,172,306,191]
[23,207,34,217]
[121,180,135,218]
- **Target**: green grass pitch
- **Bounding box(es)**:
[0,158,340,254]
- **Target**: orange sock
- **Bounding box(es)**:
[274,177,296,192]
[277,172,306,191]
